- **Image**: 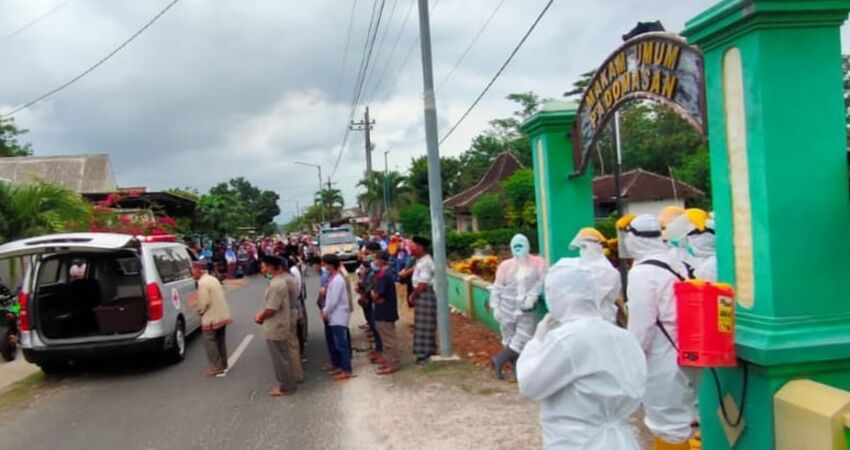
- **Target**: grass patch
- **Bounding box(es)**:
[0,371,47,410]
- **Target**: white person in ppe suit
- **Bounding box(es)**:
[617,213,698,450]
[488,233,546,379]
[658,205,698,278]
[568,227,621,324]
[516,258,646,450]
[691,212,717,281]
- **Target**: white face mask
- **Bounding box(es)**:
[510,234,530,259]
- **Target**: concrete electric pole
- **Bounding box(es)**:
[416,0,452,358]
[350,107,376,177]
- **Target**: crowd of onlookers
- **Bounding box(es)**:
[189,229,438,396]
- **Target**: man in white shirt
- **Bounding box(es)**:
[408,236,436,363]
[321,254,353,381]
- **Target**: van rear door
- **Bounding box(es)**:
[0,233,136,260]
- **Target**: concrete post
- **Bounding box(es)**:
[521,101,594,264]
[683,1,850,448]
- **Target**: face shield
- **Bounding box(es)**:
[511,234,530,259]
[569,227,606,260]
[658,206,685,242]
[617,214,666,260]
[666,209,709,249]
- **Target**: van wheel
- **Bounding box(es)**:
[166,319,186,364]
[0,326,17,362]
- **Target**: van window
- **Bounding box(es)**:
[152,247,192,284]
[38,258,62,285]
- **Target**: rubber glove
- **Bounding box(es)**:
[521,295,537,312]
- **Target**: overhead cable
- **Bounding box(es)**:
[1,0,181,118]
[439,0,554,145]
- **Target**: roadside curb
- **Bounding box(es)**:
[0,358,40,393]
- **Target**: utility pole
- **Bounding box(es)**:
[350,107,376,176]
[383,149,390,231]
[417,0,452,358]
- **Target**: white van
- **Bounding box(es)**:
[0,233,202,373]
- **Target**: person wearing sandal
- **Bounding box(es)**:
[255,255,297,397]
[409,236,437,364]
[371,251,400,375]
[321,254,353,381]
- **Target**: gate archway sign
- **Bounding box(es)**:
[572,33,706,175]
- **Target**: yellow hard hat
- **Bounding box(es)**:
[658,206,685,229]
[577,227,606,243]
[616,214,636,231]
[684,208,709,232]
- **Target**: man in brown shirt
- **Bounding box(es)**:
[254,255,296,397]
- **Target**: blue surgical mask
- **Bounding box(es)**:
[321,267,329,275]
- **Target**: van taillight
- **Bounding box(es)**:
[18,292,29,331]
[146,283,164,321]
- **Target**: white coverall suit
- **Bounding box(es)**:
[623,214,697,445]
[517,258,647,449]
[489,236,546,353]
[574,241,620,324]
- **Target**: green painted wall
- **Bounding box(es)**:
[446,272,470,315]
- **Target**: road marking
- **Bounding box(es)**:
[226,334,255,372]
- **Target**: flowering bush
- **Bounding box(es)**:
[453,255,501,282]
[84,192,180,236]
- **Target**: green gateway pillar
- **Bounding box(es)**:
[521,101,594,265]
[683,1,850,448]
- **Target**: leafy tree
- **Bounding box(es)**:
[194,193,247,237]
[0,118,32,157]
[210,177,280,230]
[398,203,430,236]
[501,169,537,228]
[315,188,344,221]
[0,181,91,243]
[470,194,504,230]
[563,71,595,99]
[407,155,463,204]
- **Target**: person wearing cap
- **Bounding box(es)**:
[568,227,621,324]
[255,255,298,396]
[489,233,547,379]
[517,258,646,449]
[617,214,696,450]
[408,236,437,363]
[371,250,400,374]
[191,261,232,377]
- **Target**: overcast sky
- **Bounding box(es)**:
[3,0,850,222]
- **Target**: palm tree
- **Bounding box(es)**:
[314,188,344,221]
[0,182,91,243]
[357,171,410,229]
[0,181,92,283]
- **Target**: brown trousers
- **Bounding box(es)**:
[266,340,297,391]
[376,320,400,369]
[203,327,228,370]
[289,315,304,382]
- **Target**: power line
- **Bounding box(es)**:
[369,0,416,100]
[439,0,554,146]
[325,0,359,156]
[1,0,181,118]
[378,0,442,101]
[332,0,388,177]
[435,0,509,94]
[361,0,399,105]
[1,1,69,43]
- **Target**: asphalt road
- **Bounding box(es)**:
[0,274,361,450]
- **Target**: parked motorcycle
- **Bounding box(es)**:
[0,283,20,362]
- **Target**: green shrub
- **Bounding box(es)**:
[446,228,538,259]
